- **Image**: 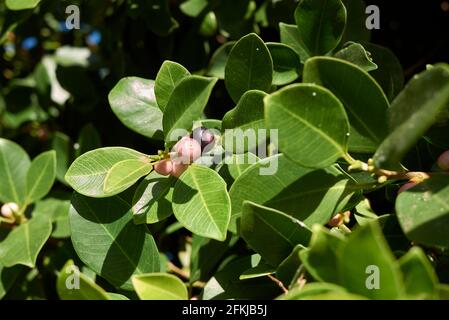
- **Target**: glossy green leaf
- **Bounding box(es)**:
[225,33,273,103]
[202,255,280,300]
[279,23,310,63]
[229,154,357,232]
[163,76,217,144]
[52,131,72,185]
[76,123,102,157]
[25,151,56,203]
[109,77,163,140]
[155,61,191,111]
[132,273,188,300]
[239,262,275,280]
[65,147,147,198]
[0,138,31,204]
[207,42,235,79]
[0,216,52,268]
[278,282,348,300]
[222,90,267,153]
[0,264,25,299]
[265,83,350,168]
[132,171,175,224]
[396,175,449,248]
[373,64,449,169]
[6,0,41,10]
[241,202,311,267]
[275,244,306,287]
[103,159,152,195]
[33,196,71,238]
[340,0,371,43]
[57,260,110,300]
[180,0,208,17]
[304,57,389,153]
[172,165,230,241]
[294,0,347,55]
[363,42,404,102]
[300,225,345,283]
[267,42,302,86]
[399,247,438,299]
[70,192,160,290]
[334,42,378,72]
[190,234,234,283]
[217,153,259,184]
[338,222,404,299]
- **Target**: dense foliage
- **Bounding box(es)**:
[1,0,449,300]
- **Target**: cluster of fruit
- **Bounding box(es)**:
[154,127,215,177]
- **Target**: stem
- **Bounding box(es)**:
[342,153,358,165]
[267,274,288,294]
[167,261,189,281]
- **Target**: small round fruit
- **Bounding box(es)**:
[328,213,343,227]
[1,202,19,218]
[171,161,189,178]
[437,150,449,171]
[398,182,417,194]
[175,137,202,164]
[191,127,215,149]
[154,159,173,176]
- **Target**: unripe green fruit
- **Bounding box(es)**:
[1,202,19,219]
[437,150,449,171]
[154,159,173,176]
[398,182,417,194]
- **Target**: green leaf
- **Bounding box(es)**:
[202,255,280,300]
[180,0,208,17]
[103,159,152,195]
[229,154,357,232]
[70,192,160,290]
[334,42,378,72]
[155,61,191,111]
[52,131,72,186]
[25,151,56,203]
[0,138,31,204]
[265,83,350,168]
[132,172,175,224]
[275,244,306,287]
[362,42,404,102]
[373,64,449,169]
[76,123,102,157]
[240,202,311,267]
[163,75,217,145]
[225,33,273,103]
[396,175,449,248]
[399,247,438,299]
[338,222,404,299]
[304,57,390,153]
[217,153,259,184]
[279,23,310,63]
[222,90,267,153]
[267,42,303,86]
[299,225,346,283]
[190,234,234,283]
[278,282,348,300]
[172,165,230,241]
[6,0,41,10]
[0,264,25,299]
[57,260,110,300]
[132,273,188,300]
[65,147,147,198]
[207,42,235,79]
[239,262,275,280]
[106,292,129,300]
[33,196,71,238]
[0,216,52,268]
[340,0,371,43]
[109,77,164,140]
[294,0,347,55]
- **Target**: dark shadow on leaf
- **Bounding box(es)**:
[172,179,198,205]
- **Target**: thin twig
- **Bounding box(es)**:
[167,261,190,280]
[267,274,289,294]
